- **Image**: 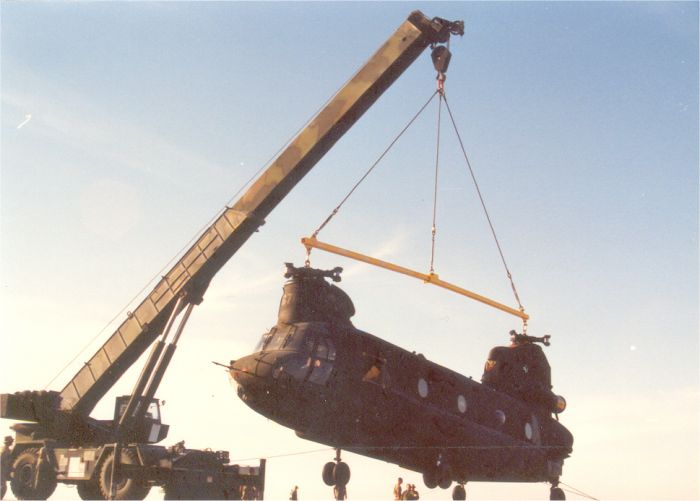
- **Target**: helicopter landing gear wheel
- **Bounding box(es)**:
[324,449,350,500]
[322,462,335,486]
[438,472,452,490]
[550,486,566,500]
[549,479,566,500]
[333,461,351,486]
[422,470,438,489]
[452,483,466,500]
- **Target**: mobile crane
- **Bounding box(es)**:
[1,11,464,500]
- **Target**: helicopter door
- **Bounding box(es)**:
[361,352,390,390]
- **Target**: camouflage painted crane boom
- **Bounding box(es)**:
[1,11,464,431]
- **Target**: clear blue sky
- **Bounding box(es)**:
[1,2,698,500]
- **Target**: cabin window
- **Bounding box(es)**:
[495,410,506,426]
[362,362,385,386]
[524,422,533,440]
[457,395,467,413]
[362,353,390,389]
[363,365,381,383]
[417,378,429,398]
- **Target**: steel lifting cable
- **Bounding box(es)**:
[308,90,440,253]
[429,91,444,275]
[305,86,528,325]
[442,93,527,326]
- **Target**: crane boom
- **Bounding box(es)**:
[55,11,463,416]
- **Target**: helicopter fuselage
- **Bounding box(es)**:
[230,266,573,485]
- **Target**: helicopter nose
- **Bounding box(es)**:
[230,353,276,391]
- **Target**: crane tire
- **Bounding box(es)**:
[98,448,150,500]
[77,478,106,500]
[322,462,335,486]
[10,448,57,500]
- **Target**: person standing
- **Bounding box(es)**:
[1,436,14,500]
[393,477,403,500]
[289,485,299,500]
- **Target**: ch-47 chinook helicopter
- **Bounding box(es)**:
[230,264,573,501]
[227,12,574,501]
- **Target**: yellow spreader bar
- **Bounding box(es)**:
[302,237,529,321]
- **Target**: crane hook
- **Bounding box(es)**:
[431,45,451,94]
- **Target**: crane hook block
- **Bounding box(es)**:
[431,45,452,74]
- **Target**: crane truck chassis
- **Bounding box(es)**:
[3,393,265,500]
[1,10,463,500]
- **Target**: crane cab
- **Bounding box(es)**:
[113,395,169,444]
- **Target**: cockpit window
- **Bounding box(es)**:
[280,326,297,349]
[316,339,328,359]
[255,326,301,353]
[255,328,276,352]
[327,339,336,361]
[314,338,336,361]
[303,336,315,355]
[308,358,333,385]
[305,337,336,386]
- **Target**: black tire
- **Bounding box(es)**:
[550,487,566,500]
[77,478,106,500]
[452,484,466,500]
[422,470,438,490]
[436,461,451,489]
[98,449,150,501]
[439,476,452,489]
[332,462,351,487]
[322,462,335,486]
[10,448,57,500]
